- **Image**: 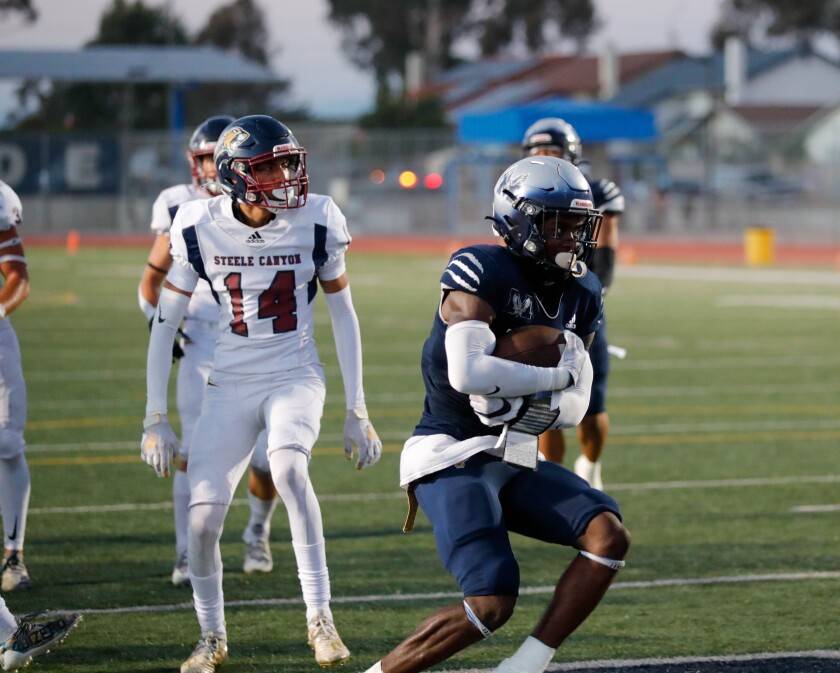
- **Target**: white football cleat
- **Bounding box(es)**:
[180,634,228,673]
[243,539,273,574]
[307,611,350,667]
[1,553,32,592]
[171,550,190,587]
[0,612,81,671]
[574,454,603,491]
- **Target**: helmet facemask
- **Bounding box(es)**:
[188,150,222,195]
[502,196,602,278]
[229,146,308,210]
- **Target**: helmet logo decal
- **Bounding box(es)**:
[219,126,250,153]
[500,169,528,193]
[571,199,593,208]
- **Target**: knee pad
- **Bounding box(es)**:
[0,429,24,459]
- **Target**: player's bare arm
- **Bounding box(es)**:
[440,289,495,325]
[319,273,348,294]
[0,227,29,318]
[139,234,173,311]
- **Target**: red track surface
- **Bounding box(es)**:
[23,234,840,269]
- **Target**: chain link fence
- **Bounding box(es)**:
[2,125,839,245]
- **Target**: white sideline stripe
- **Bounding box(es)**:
[22,416,840,454]
[621,265,840,286]
[542,650,840,671]
[28,474,840,515]
[27,382,840,411]
[65,572,840,617]
[545,650,840,671]
[791,504,840,513]
[718,295,840,310]
[22,353,840,381]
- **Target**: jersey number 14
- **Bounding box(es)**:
[224,270,297,337]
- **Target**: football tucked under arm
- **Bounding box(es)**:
[469,325,593,432]
[445,320,574,397]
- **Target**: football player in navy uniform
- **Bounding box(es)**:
[362,157,629,673]
[521,117,625,490]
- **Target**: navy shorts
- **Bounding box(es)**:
[588,313,609,415]
[413,452,622,597]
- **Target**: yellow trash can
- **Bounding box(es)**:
[744,227,774,266]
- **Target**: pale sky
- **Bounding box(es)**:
[0,0,725,119]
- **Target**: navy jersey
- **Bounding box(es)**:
[589,178,624,215]
[413,244,603,441]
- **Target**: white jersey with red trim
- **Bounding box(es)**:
[150,183,217,322]
[167,193,351,375]
[0,180,23,232]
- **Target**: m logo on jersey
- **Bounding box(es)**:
[506,289,534,320]
[219,126,250,154]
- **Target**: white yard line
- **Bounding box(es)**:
[28,474,840,515]
[66,571,840,617]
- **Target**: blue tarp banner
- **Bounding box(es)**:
[457,98,657,144]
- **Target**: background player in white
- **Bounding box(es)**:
[0,181,33,593]
[138,116,281,585]
[141,115,382,673]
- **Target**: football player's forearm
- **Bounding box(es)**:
[445,320,566,397]
[549,355,593,429]
[0,267,29,317]
[146,287,189,415]
[324,285,365,410]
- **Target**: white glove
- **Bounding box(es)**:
[469,394,525,427]
[140,413,179,478]
[557,330,587,387]
[344,408,382,470]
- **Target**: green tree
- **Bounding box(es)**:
[17,0,188,131]
[711,0,839,48]
[189,0,304,122]
[0,0,36,21]
[326,0,597,126]
[14,0,303,131]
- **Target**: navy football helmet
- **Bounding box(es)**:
[521,117,582,164]
[489,156,602,277]
[214,115,308,210]
[187,115,235,194]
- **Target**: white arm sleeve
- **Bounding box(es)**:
[445,320,570,397]
[146,287,190,416]
[549,354,593,429]
[324,285,365,410]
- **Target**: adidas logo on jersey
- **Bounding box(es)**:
[565,313,577,329]
[245,231,266,246]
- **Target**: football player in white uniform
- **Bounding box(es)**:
[138,116,281,586]
[0,181,33,593]
[141,115,382,673]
